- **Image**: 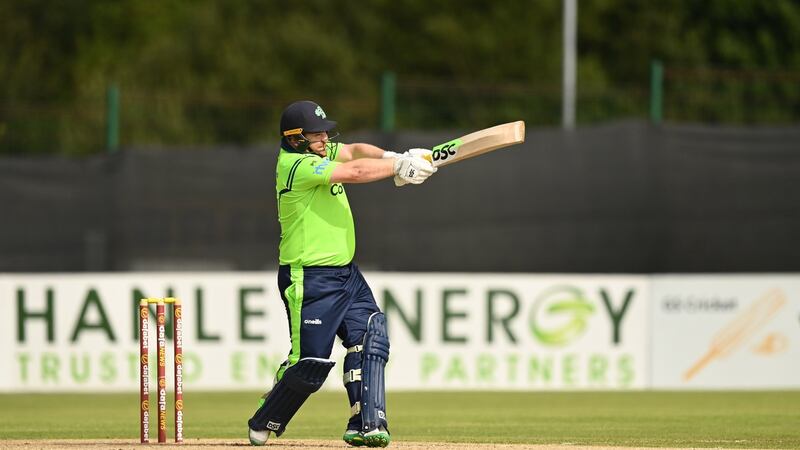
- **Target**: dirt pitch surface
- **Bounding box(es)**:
[0,440,768,450]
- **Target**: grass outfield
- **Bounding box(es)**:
[1,391,798,448]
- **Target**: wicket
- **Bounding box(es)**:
[139,297,184,444]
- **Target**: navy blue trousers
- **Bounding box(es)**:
[276,263,381,429]
[277,263,381,362]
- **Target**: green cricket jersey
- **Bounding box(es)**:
[275,142,355,266]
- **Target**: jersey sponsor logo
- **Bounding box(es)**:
[304,318,323,325]
[330,183,344,196]
[314,158,331,175]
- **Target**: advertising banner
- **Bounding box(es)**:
[0,273,649,392]
[651,275,800,389]
[370,273,649,390]
[1,273,278,392]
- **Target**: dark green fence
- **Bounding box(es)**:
[2,121,800,273]
[1,66,799,156]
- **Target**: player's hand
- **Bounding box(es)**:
[393,155,436,186]
[405,148,432,161]
[382,148,432,161]
[394,148,434,186]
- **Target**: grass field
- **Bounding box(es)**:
[1,391,799,448]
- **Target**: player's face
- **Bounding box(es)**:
[305,131,329,157]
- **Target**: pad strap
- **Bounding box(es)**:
[343,346,364,431]
[343,368,362,385]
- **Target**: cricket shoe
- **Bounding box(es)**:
[363,427,391,448]
[343,429,366,447]
[248,428,271,446]
[250,391,273,445]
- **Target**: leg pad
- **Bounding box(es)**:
[248,357,335,436]
[360,312,390,432]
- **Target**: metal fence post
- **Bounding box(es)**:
[650,60,663,124]
[380,71,396,132]
[106,84,120,153]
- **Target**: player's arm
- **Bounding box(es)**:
[330,156,437,185]
[337,143,394,162]
[330,158,394,184]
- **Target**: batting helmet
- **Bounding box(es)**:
[280,101,337,152]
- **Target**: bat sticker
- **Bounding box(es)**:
[431,139,462,163]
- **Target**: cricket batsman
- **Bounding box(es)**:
[247,100,436,447]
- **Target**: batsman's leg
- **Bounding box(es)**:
[342,344,365,446]
[247,357,335,445]
[360,312,390,448]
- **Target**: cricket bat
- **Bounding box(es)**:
[424,121,526,167]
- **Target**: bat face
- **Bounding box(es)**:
[426,121,525,167]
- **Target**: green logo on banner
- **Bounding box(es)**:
[529,285,595,346]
